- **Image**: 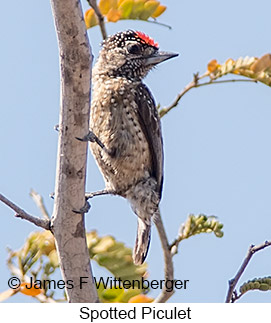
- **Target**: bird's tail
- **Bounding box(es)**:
[133,217,151,265]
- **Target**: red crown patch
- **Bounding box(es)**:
[135,31,159,48]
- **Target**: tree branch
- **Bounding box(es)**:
[159,76,257,118]
[50,0,98,303]
[30,189,50,220]
[153,210,174,303]
[87,0,107,40]
[144,19,172,29]
[225,240,271,303]
[0,193,50,230]
[85,189,117,200]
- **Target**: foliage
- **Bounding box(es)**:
[207,54,271,86]
[85,0,167,28]
[170,214,224,255]
[87,231,147,281]
[239,277,271,297]
[159,53,271,118]
[0,230,147,302]
[179,214,224,240]
[1,212,224,302]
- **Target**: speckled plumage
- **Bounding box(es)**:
[89,30,177,264]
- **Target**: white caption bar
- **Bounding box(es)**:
[0,303,270,322]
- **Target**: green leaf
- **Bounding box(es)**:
[87,231,148,282]
[139,1,160,20]
[119,0,134,18]
[240,277,271,295]
[101,287,124,301]
[178,214,224,241]
[130,0,145,19]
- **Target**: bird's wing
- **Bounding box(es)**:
[134,83,164,198]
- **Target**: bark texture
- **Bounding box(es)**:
[50,0,98,302]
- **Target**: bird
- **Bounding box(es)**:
[88,30,178,265]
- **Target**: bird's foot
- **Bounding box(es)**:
[76,130,105,149]
[76,130,116,157]
[72,200,91,214]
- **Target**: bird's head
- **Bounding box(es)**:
[94,30,178,81]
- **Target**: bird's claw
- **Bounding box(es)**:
[76,131,97,143]
[76,131,105,150]
[72,200,91,214]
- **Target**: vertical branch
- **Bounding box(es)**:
[153,210,174,302]
[50,0,98,302]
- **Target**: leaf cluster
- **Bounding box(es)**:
[178,214,223,241]
[207,54,271,86]
[1,230,148,302]
[85,0,166,28]
[239,277,271,295]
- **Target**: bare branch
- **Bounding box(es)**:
[225,240,271,303]
[0,193,50,230]
[144,19,172,29]
[30,189,50,220]
[87,0,107,40]
[85,189,117,200]
[153,210,174,303]
[159,77,257,118]
[50,0,98,303]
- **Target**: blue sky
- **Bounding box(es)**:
[1,0,271,302]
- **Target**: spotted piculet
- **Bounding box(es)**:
[90,30,178,265]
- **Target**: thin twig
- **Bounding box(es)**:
[87,0,107,40]
[159,78,258,118]
[225,240,271,303]
[153,210,174,303]
[30,189,50,220]
[85,189,117,200]
[144,19,172,29]
[0,193,50,230]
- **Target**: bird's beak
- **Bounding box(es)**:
[145,51,179,66]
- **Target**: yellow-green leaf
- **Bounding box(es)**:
[84,8,98,28]
[151,4,166,18]
[209,55,271,86]
[107,8,121,22]
[87,231,148,282]
[119,0,134,18]
[99,0,117,14]
[139,0,160,20]
[240,277,271,296]
[178,214,224,241]
[130,0,146,19]
[101,287,124,301]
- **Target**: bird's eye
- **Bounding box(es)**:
[127,43,141,54]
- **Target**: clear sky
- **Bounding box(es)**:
[1,0,271,303]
